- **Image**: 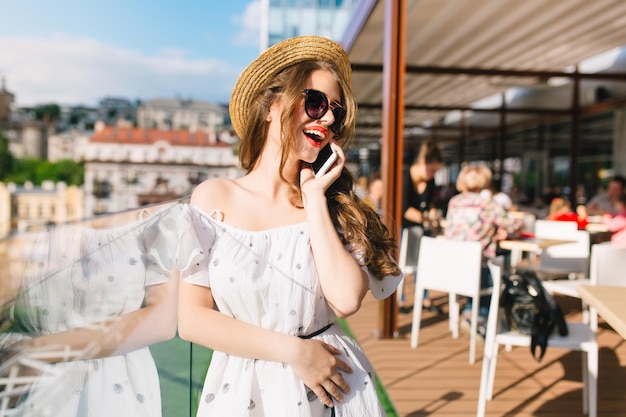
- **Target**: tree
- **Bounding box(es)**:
[36,159,84,185]
[3,158,39,184]
[34,103,61,123]
[0,132,14,180]
[2,158,83,186]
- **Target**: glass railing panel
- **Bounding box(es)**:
[0,198,208,417]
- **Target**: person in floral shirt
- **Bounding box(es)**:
[444,164,521,337]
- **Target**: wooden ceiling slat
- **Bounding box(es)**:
[417,1,552,67]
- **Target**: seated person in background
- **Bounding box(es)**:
[587,175,626,216]
[602,193,626,248]
[547,197,589,230]
[445,164,522,339]
[363,174,384,216]
[355,175,369,199]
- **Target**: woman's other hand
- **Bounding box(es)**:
[288,338,353,408]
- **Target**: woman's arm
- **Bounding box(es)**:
[300,145,369,318]
[402,176,426,225]
[7,278,178,363]
[492,202,522,235]
[177,280,352,407]
[404,206,425,224]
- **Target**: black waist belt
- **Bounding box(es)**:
[298,322,334,339]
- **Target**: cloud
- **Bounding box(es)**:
[0,34,242,106]
[232,0,262,48]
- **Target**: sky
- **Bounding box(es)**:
[0,0,262,107]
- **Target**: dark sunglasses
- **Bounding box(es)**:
[302,89,346,135]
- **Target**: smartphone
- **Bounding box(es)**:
[311,144,338,178]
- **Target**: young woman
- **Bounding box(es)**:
[176,36,403,416]
[398,141,444,314]
[402,141,444,230]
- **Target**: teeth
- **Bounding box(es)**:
[304,129,326,139]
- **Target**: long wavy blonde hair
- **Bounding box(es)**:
[237,60,401,279]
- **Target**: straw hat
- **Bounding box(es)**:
[229,36,352,139]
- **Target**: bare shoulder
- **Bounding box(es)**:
[190,178,236,213]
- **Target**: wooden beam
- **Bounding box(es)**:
[498,93,506,179]
[379,0,405,339]
[352,63,626,81]
[358,102,570,115]
[570,67,581,208]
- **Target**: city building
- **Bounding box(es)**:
[97,97,136,126]
[0,182,10,238]
[0,77,15,125]
[5,181,84,233]
[83,125,239,215]
[47,128,92,162]
[262,0,354,49]
[0,81,56,160]
[2,120,51,159]
[136,98,228,135]
[57,104,100,131]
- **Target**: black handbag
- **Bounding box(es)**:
[501,270,568,362]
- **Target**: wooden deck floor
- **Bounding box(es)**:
[346,286,626,417]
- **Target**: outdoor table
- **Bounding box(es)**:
[577,285,626,340]
[499,237,576,269]
[585,223,610,233]
[585,223,613,244]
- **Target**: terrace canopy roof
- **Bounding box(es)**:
[341,0,626,163]
[340,0,626,337]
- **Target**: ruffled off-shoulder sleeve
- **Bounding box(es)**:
[350,248,404,300]
[175,205,216,287]
[142,204,186,287]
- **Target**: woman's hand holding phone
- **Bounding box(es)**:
[311,144,338,178]
[300,142,343,200]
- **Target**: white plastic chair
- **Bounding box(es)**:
[410,236,483,364]
[536,229,591,278]
[521,212,536,234]
[519,220,590,282]
[507,219,579,268]
[477,257,598,417]
[396,226,424,307]
[543,242,626,329]
[534,219,578,239]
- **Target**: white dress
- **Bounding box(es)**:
[177,204,403,417]
[0,204,182,417]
